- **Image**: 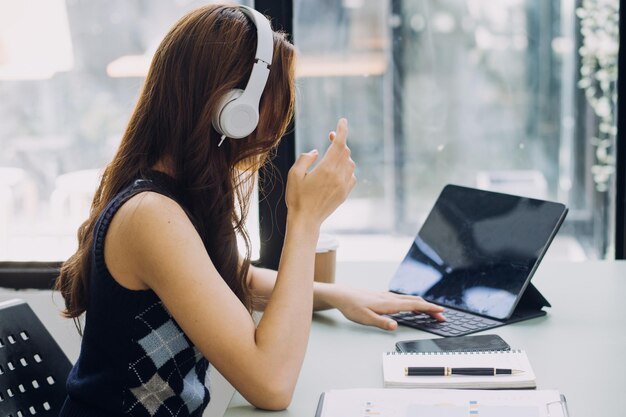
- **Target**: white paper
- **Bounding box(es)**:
[321,389,566,417]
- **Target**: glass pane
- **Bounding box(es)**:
[294,0,619,261]
[0,0,261,261]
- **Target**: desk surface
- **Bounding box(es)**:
[2,261,625,417]
[225,261,626,417]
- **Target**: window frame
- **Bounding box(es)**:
[255,0,295,270]
[0,262,62,289]
[616,0,626,260]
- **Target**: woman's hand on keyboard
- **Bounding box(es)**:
[326,286,446,331]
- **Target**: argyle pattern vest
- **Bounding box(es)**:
[59,174,210,417]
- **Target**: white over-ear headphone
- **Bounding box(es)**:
[213,5,274,146]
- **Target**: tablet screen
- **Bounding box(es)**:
[388,184,567,320]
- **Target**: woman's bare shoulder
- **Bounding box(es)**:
[104,190,200,290]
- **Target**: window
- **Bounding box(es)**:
[0,0,258,267]
[293,0,620,262]
[0,0,622,285]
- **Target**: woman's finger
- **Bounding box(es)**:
[378,298,446,322]
[358,309,398,331]
[333,118,348,146]
[389,298,444,313]
[423,311,446,322]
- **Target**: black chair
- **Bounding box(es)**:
[0,299,72,417]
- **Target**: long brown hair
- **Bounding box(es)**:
[55,4,296,319]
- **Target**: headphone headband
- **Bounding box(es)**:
[239,6,273,67]
[212,6,274,144]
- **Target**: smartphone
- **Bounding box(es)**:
[395,334,510,353]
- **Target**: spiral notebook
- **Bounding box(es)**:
[383,350,536,389]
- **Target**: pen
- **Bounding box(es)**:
[404,367,525,376]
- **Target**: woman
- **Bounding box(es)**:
[55,4,444,416]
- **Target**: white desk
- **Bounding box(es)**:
[2,261,625,417]
[225,261,626,417]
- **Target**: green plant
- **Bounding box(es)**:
[576,0,619,192]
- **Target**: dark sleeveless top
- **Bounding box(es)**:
[59,172,210,417]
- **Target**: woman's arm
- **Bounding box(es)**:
[108,198,316,410]
[248,265,445,330]
[247,265,333,311]
[106,120,355,411]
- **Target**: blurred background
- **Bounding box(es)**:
[0,0,620,264]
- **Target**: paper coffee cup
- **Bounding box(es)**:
[314,234,339,283]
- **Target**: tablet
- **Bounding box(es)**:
[388,184,568,320]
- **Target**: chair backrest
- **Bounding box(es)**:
[0,299,72,417]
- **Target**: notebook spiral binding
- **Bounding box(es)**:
[386,349,524,355]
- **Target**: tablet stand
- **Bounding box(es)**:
[505,282,551,323]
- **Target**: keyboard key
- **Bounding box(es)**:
[393,308,502,336]
[388,310,499,336]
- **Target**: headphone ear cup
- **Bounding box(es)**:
[212,89,243,136]
[212,88,259,139]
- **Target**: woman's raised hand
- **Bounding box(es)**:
[286,118,356,226]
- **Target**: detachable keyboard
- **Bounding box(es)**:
[387,308,504,337]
